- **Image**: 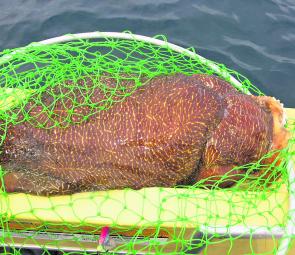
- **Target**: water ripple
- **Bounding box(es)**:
[192,4,239,23]
[282,33,295,41]
[224,36,295,65]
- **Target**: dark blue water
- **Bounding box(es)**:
[0,0,294,107]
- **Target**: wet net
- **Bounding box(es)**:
[0,32,294,254]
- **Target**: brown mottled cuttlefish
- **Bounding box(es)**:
[0,74,290,195]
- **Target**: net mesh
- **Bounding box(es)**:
[0,32,293,254]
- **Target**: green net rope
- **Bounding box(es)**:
[0,32,293,254]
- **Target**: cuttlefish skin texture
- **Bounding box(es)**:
[0,74,289,195]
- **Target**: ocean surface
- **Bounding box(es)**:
[0,0,294,107]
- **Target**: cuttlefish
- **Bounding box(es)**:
[0,74,290,195]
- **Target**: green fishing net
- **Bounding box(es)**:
[0,32,294,255]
